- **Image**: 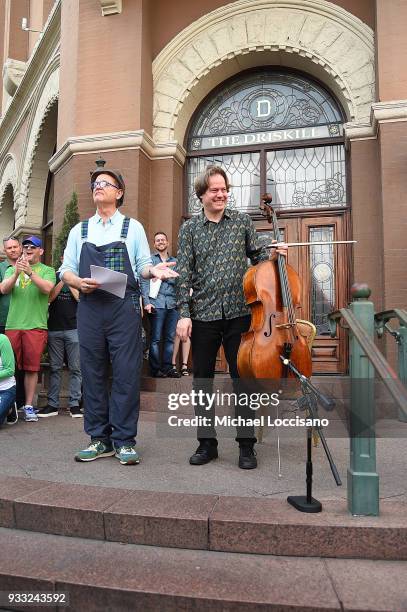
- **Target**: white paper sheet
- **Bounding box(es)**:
[148,278,162,299]
[90,265,128,299]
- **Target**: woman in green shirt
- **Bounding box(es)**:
[0,334,16,427]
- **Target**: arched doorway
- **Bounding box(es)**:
[0,184,16,238]
[185,68,349,374]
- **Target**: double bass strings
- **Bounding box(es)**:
[277,251,296,329]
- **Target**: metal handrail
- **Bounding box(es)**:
[330,308,407,418]
[375,309,407,338]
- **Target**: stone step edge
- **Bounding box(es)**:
[0,526,384,612]
[0,476,406,561]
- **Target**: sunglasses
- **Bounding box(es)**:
[22,245,40,250]
[91,180,120,191]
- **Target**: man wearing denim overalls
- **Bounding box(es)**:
[60,164,178,465]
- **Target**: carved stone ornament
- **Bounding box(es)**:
[152,0,375,144]
[19,67,59,219]
[3,58,27,97]
[0,155,18,211]
[100,0,122,16]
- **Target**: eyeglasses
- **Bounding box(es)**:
[91,180,120,191]
[22,245,39,250]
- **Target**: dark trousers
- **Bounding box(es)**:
[77,295,142,448]
[0,385,16,426]
[0,325,25,408]
[191,315,255,441]
[148,307,178,374]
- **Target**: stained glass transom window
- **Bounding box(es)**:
[187,70,344,151]
[187,153,260,214]
[266,145,346,209]
[186,69,345,215]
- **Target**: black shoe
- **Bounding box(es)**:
[153,370,167,378]
[189,439,218,465]
[238,442,257,469]
[70,406,83,418]
[166,366,181,378]
[6,403,18,425]
[37,405,59,418]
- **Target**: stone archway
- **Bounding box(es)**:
[0,155,18,207]
[0,155,18,237]
[153,0,374,145]
[17,63,59,229]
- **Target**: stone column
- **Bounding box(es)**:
[53,0,153,233]
[2,0,29,114]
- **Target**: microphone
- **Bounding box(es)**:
[279,355,336,411]
[317,392,336,412]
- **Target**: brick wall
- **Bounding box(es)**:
[350,138,383,311]
[378,122,407,310]
[376,0,407,100]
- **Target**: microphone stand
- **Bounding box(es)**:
[280,356,342,513]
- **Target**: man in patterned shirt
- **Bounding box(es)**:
[176,165,287,469]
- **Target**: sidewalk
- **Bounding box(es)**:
[1,406,406,502]
[1,402,406,611]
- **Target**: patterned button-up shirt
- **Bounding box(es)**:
[176,208,268,321]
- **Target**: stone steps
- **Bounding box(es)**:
[1,477,406,561]
[1,476,406,611]
[1,527,407,612]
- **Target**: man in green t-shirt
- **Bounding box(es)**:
[0,236,56,422]
[0,237,22,334]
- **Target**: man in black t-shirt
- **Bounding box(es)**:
[37,262,82,418]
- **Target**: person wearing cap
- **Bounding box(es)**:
[0,236,56,422]
[60,166,178,465]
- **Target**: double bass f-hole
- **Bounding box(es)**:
[264,314,274,337]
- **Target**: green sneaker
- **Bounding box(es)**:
[115,445,140,465]
[75,441,115,462]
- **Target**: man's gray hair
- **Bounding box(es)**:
[2,236,20,246]
[194,165,230,201]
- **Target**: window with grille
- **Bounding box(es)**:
[185,68,346,216]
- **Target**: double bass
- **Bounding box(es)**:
[237,194,315,381]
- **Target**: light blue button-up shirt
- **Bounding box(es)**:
[59,209,152,280]
[140,252,177,309]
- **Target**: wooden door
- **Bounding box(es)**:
[215,214,349,374]
[254,214,349,374]
[299,216,348,373]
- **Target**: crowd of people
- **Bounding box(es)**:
[0,164,287,469]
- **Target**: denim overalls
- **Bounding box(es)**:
[77,217,142,448]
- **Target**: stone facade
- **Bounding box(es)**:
[0,0,406,369]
